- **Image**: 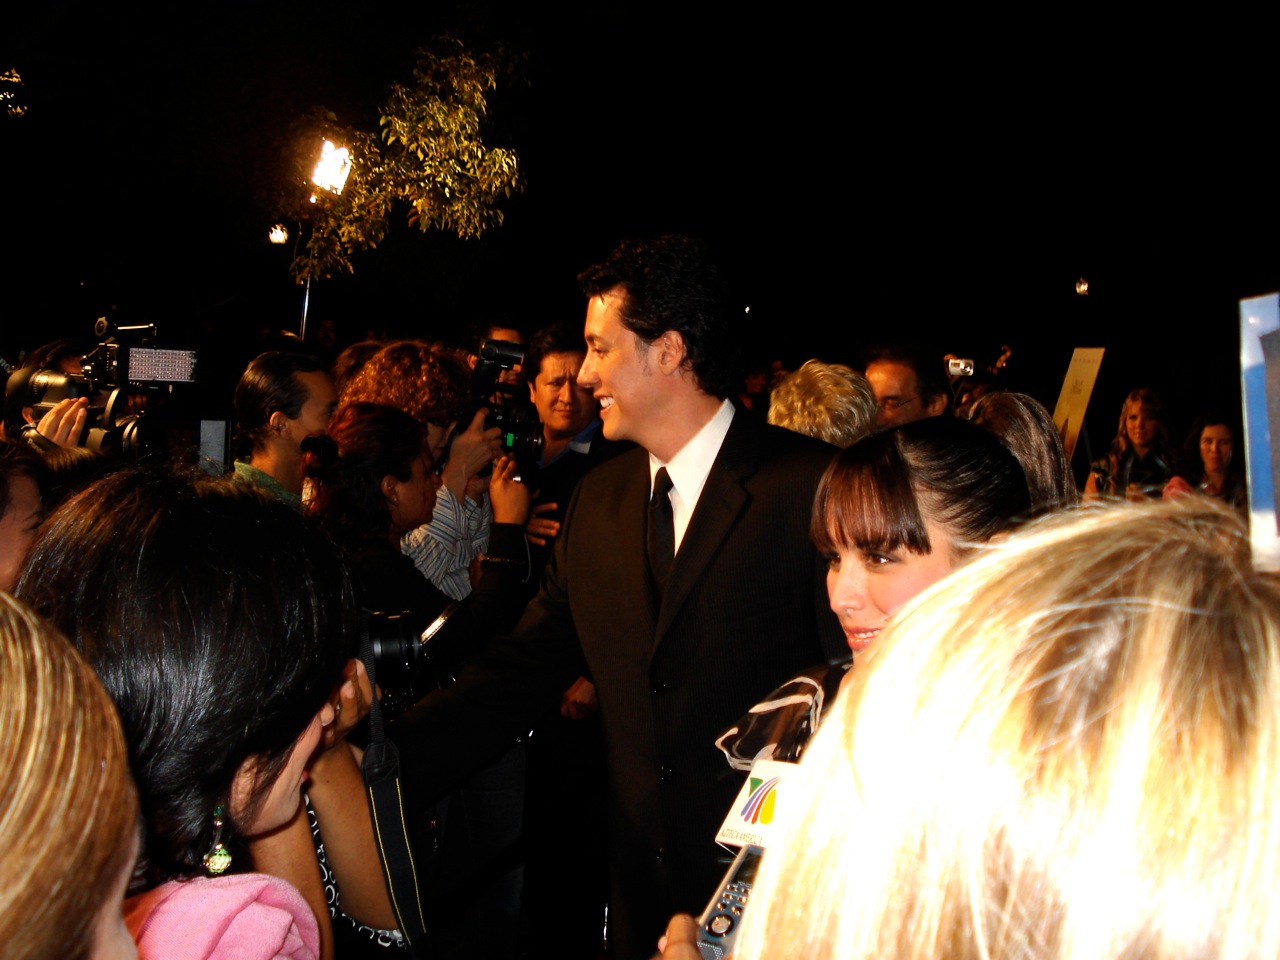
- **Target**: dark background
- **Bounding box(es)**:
[3,3,1276,454]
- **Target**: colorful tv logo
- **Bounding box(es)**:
[739,775,780,825]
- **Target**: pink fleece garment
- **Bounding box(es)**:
[125,873,320,960]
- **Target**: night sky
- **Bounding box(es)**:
[4,4,1277,438]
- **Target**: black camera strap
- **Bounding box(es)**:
[358,633,434,959]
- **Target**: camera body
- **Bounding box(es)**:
[362,606,460,716]
[438,338,542,480]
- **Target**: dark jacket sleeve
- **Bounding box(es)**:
[388,501,589,812]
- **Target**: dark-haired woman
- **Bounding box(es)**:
[305,402,531,669]
[1163,412,1247,511]
[719,416,1034,767]
[305,402,532,956]
[16,469,372,960]
[966,391,1079,513]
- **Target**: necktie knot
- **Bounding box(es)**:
[652,467,674,501]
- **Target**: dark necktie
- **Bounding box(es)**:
[647,467,675,597]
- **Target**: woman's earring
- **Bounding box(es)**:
[202,804,232,875]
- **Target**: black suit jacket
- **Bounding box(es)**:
[394,410,843,959]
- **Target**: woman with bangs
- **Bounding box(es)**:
[815,417,1031,657]
[665,498,1280,960]
[717,416,1034,769]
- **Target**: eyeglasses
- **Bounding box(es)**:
[877,396,919,412]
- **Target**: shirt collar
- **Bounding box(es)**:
[648,399,735,501]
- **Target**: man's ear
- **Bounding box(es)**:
[529,380,538,404]
[267,410,289,436]
[923,393,948,418]
[655,331,688,375]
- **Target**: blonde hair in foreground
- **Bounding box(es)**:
[733,498,1280,960]
[0,593,138,960]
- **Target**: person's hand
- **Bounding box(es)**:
[1125,483,1149,503]
[441,409,502,498]
[559,676,598,720]
[1163,475,1194,501]
[489,454,531,525]
[525,501,561,547]
[322,658,373,749]
[654,914,701,959]
[35,396,89,448]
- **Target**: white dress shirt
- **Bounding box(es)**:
[648,399,736,553]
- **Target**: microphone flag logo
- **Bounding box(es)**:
[739,776,780,825]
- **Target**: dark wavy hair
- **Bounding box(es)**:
[305,402,426,547]
[231,349,327,458]
[1179,410,1244,485]
[578,234,738,398]
[15,467,353,886]
[813,416,1032,558]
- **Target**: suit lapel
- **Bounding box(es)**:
[654,412,758,642]
[617,455,659,641]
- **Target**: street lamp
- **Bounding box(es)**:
[298,139,352,337]
[310,140,352,201]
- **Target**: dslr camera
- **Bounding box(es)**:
[436,338,542,481]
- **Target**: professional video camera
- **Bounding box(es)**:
[436,337,542,481]
[5,318,199,460]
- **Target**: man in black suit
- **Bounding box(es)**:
[395,235,843,960]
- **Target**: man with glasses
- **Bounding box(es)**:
[864,344,949,429]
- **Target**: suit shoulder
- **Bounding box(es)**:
[573,442,647,494]
[758,422,839,472]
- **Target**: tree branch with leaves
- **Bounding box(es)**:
[281,37,525,282]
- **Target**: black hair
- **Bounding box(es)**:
[15,467,353,885]
[863,343,950,408]
[813,417,1032,558]
[523,321,587,389]
[305,402,426,548]
[463,315,524,356]
[232,350,327,458]
[0,438,43,517]
[1179,410,1244,485]
[577,234,738,398]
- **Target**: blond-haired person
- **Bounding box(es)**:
[0,592,139,960]
[767,359,877,448]
[662,498,1280,959]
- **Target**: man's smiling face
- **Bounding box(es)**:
[577,287,661,447]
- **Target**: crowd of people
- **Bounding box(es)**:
[0,234,1273,960]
